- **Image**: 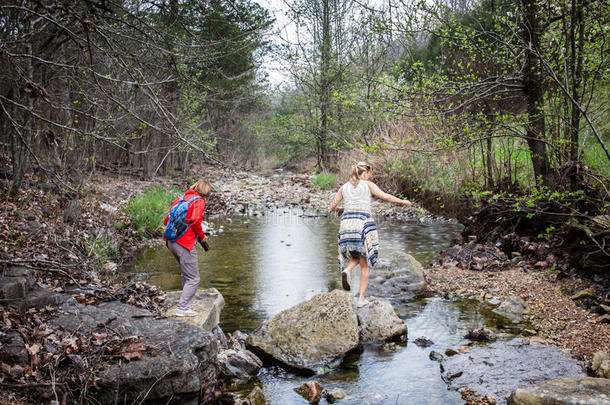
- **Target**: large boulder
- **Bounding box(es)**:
[441,339,585,404]
[50,300,218,404]
[246,290,358,373]
[164,288,224,331]
[507,377,610,405]
[366,253,426,299]
[356,297,407,342]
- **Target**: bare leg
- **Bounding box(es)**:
[342,257,359,291]
[344,257,359,274]
[358,257,369,301]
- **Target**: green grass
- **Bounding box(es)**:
[124,186,181,237]
[313,172,337,189]
[582,136,610,178]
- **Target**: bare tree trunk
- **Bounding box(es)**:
[318,0,331,170]
[9,40,34,197]
[521,0,549,185]
[568,0,585,184]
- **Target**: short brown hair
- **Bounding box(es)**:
[189,178,211,198]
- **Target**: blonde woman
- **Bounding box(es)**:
[164,179,211,316]
[330,162,412,307]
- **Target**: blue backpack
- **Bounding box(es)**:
[164,195,202,242]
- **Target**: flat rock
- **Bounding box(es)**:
[357,297,407,342]
[507,377,610,405]
[246,290,358,373]
[164,288,224,331]
[441,339,585,404]
[366,253,426,300]
[50,300,218,404]
[492,295,527,323]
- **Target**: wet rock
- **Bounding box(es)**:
[357,297,407,342]
[441,339,585,405]
[445,348,459,356]
[464,328,496,342]
[365,253,426,299]
[246,290,358,373]
[592,351,610,378]
[507,377,610,405]
[492,295,527,323]
[382,342,398,351]
[0,331,29,364]
[164,288,224,331]
[294,381,323,403]
[245,386,265,405]
[414,337,434,347]
[217,348,262,385]
[325,388,348,402]
[50,300,218,404]
[429,350,444,362]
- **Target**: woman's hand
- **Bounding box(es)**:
[401,200,412,207]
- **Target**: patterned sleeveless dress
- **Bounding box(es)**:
[337,180,379,270]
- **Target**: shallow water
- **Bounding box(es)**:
[127,210,511,404]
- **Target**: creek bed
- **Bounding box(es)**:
[126,210,519,404]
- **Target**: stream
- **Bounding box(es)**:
[126,209,516,404]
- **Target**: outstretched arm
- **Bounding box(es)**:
[367,182,412,206]
[329,187,343,211]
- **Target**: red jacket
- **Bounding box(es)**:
[164,190,206,251]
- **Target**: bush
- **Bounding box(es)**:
[124,186,180,237]
[313,172,337,189]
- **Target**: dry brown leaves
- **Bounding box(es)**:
[0,304,151,398]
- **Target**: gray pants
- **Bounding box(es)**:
[168,242,200,310]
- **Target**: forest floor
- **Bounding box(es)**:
[1,166,608,404]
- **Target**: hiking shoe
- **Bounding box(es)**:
[356,298,369,308]
[175,308,197,317]
[341,269,351,291]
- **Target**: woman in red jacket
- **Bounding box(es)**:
[164,178,211,317]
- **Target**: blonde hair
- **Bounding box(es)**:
[349,162,372,187]
[189,178,211,198]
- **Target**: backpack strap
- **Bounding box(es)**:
[185,196,202,204]
[182,195,202,224]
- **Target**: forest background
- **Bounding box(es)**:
[1,0,608,275]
